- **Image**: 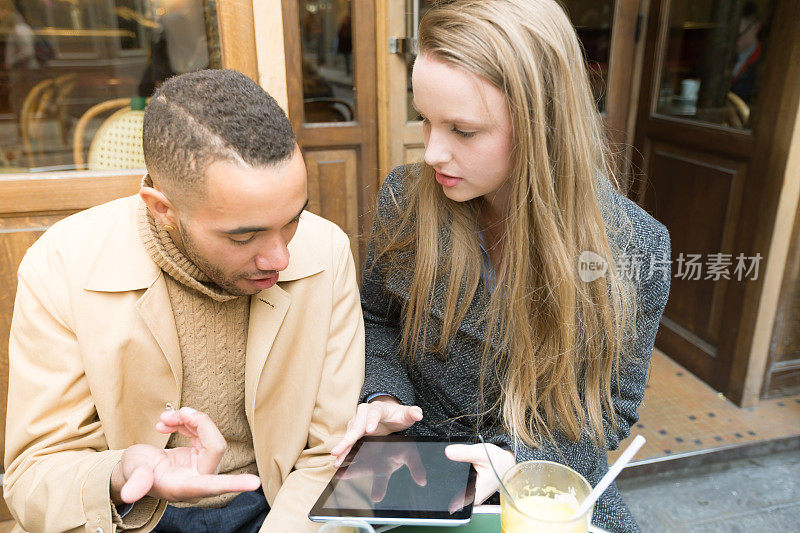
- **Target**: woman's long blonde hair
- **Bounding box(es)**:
[375,0,635,448]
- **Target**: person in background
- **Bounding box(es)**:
[337,14,353,75]
[331,1,670,532]
[4,69,364,533]
[1,0,44,124]
[138,0,210,96]
[730,1,763,104]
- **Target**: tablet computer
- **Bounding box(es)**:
[309,436,478,526]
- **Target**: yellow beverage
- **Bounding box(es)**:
[500,461,592,533]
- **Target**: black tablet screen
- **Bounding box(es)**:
[313,436,476,520]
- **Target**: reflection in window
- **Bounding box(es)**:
[404,0,615,122]
[656,0,772,130]
[299,0,355,124]
[564,0,615,113]
[0,0,215,173]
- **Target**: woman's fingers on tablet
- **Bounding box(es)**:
[383,404,422,431]
[443,443,474,463]
[365,403,384,433]
[401,405,423,425]
[331,403,372,464]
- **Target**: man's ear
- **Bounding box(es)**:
[139,176,181,228]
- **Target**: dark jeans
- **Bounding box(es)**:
[152,489,269,533]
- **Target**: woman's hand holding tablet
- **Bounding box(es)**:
[332,398,517,507]
[445,443,516,506]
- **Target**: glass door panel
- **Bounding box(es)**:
[563,0,616,113]
[298,0,356,123]
[654,0,774,130]
[401,0,617,122]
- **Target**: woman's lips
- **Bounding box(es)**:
[435,171,462,188]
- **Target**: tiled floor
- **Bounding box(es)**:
[609,349,800,464]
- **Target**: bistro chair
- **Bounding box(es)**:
[19,74,76,168]
[303,97,355,123]
[725,91,751,129]
[73,97,147,170]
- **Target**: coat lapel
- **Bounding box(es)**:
[244,284,291,420]
[134,273,183,398]
[83,196,182,405]
[243,212,324,420]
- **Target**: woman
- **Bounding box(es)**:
[331,1,670,531]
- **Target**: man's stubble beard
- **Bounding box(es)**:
[178,224,251,297]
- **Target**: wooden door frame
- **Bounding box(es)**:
[631,0,800,404]
[605,0,647,190]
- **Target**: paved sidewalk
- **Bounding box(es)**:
[618,448,800,532]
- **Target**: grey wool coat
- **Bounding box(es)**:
[360,165,671,532]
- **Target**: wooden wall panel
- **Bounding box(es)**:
[403,146,425,166]
[217,0,259,82]
[305,149,360,265]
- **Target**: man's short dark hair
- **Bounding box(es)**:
[142,69,296,201]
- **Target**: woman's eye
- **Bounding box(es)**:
[452,127,476,138]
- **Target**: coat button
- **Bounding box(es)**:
[95,528,103,533]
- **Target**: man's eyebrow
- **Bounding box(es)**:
[221,199,309,235]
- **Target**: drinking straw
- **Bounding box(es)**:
[571,435,646,520]
[476,434,523,513]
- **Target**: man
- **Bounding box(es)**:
[3,69,364,532]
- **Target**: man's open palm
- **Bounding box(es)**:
[111,408,261,504]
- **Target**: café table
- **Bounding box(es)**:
[373,506,610,532]
[375,506,501,532]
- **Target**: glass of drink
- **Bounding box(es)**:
[500,460,593,533]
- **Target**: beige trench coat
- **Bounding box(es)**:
[3,195,365,533]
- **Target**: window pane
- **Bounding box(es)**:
[563,0,615,113]
[655,0,773,130]
[0,0,215,173]
[299,0,355,124]
[404,0,614,122]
